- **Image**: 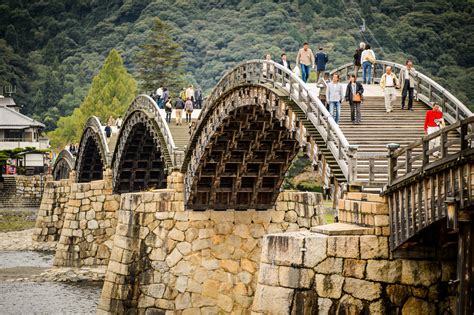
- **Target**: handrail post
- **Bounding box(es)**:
[422,137,430,166]
[348,145,359,183]
[460,121,468,151]
[387,143,400,185]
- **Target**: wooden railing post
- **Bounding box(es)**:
[460,121,468,151]
[387,143,400,185]
[348,145,359,183]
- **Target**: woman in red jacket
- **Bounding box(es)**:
[424,103,444,157]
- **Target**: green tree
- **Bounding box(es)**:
[48,49,136,150]
[135,18,185,93]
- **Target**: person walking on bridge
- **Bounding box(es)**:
[345,74,364,124]
[315,47,328,82]
[161,88,169,107]
[326,73,345,124]
[353,42,365,80]
[424,103,444,157]
[174,96,185,126]
[360,44,376,84]
[296,43,314,83]
[380,66,398,113]
[399,60,416,111]
[279,53,291,70]
[185,97,193,123]
[165,99,173,123]
[156,86,164,108]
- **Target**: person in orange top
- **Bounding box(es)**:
[424,103,444,157]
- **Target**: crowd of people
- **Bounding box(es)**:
[263,41,443,157]
[145,41,443,158]
[151,85,203,126]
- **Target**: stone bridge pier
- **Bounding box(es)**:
[96,172,325,314]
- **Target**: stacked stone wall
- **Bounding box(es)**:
[53,172,121,267]
[338,192,390,236]
[97,178,325,314]
[32,178,72,242]
[15,175,45,205]
[252,192,457,314]
[0,174,46,208]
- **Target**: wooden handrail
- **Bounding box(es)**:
[385,116,474,187]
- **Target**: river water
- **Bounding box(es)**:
[0,251,102,314]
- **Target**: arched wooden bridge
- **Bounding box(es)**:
[53,59,472,206]
[51,59,474,312]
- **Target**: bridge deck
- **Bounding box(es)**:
[308,83,460,189]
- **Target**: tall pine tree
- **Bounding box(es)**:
[48,49,136,150]
[135,18,184,93]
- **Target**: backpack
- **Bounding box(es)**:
[366,51,376,64]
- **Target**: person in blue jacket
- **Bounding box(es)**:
[315,47,328,82]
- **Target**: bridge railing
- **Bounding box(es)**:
[125,95,183,168]
[331,60,472,125]
[190,60,353,182]
[386,116,474,187]
[383,116,474,250]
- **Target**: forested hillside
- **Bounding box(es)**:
[0,0,472,131]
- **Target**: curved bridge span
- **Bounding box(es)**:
[53,59,472,210]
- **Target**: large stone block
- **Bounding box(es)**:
[278,266,314,289]
[401,260,441,287]
[343,259,366,279]
[315,274,344,299]
[252,284,294,315]
[343,277,381,301]
[401,297,436,315]
[327,235,360,259]
[260,232,307,266]
[257,263,279,286]
[360,235,389,259]
[366,260,402,283]
[314,257,343,275]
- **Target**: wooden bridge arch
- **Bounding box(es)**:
[75,116,110,183]
[52,149,75,181]
[111,95,182,193]
[182,60,353,210]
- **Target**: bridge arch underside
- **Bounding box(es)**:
[188,105,300,210]
[76,130,105,183]
[53,159,72,181]
[112,111,167,194]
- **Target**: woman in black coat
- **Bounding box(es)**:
[345,74,364,124]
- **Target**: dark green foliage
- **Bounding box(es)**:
[0,0,472,136]
[135,18,185,93]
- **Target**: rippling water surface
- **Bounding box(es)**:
[0,251,102,314]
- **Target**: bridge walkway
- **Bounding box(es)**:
[308,83,461,190]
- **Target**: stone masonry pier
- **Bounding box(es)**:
[96,172,324,313]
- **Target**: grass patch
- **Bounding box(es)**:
[324,214,335,224]
[0,210,36,232]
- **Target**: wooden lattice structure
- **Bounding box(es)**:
[52,149,75,181]
[111,95,180,193]
[75,116,109,183]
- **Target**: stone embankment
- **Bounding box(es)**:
[0,175,46,208]
[96,172,325,314]
[251,192,456,314]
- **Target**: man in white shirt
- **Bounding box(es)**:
[380,66,398,113]
[326,73,345,124]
